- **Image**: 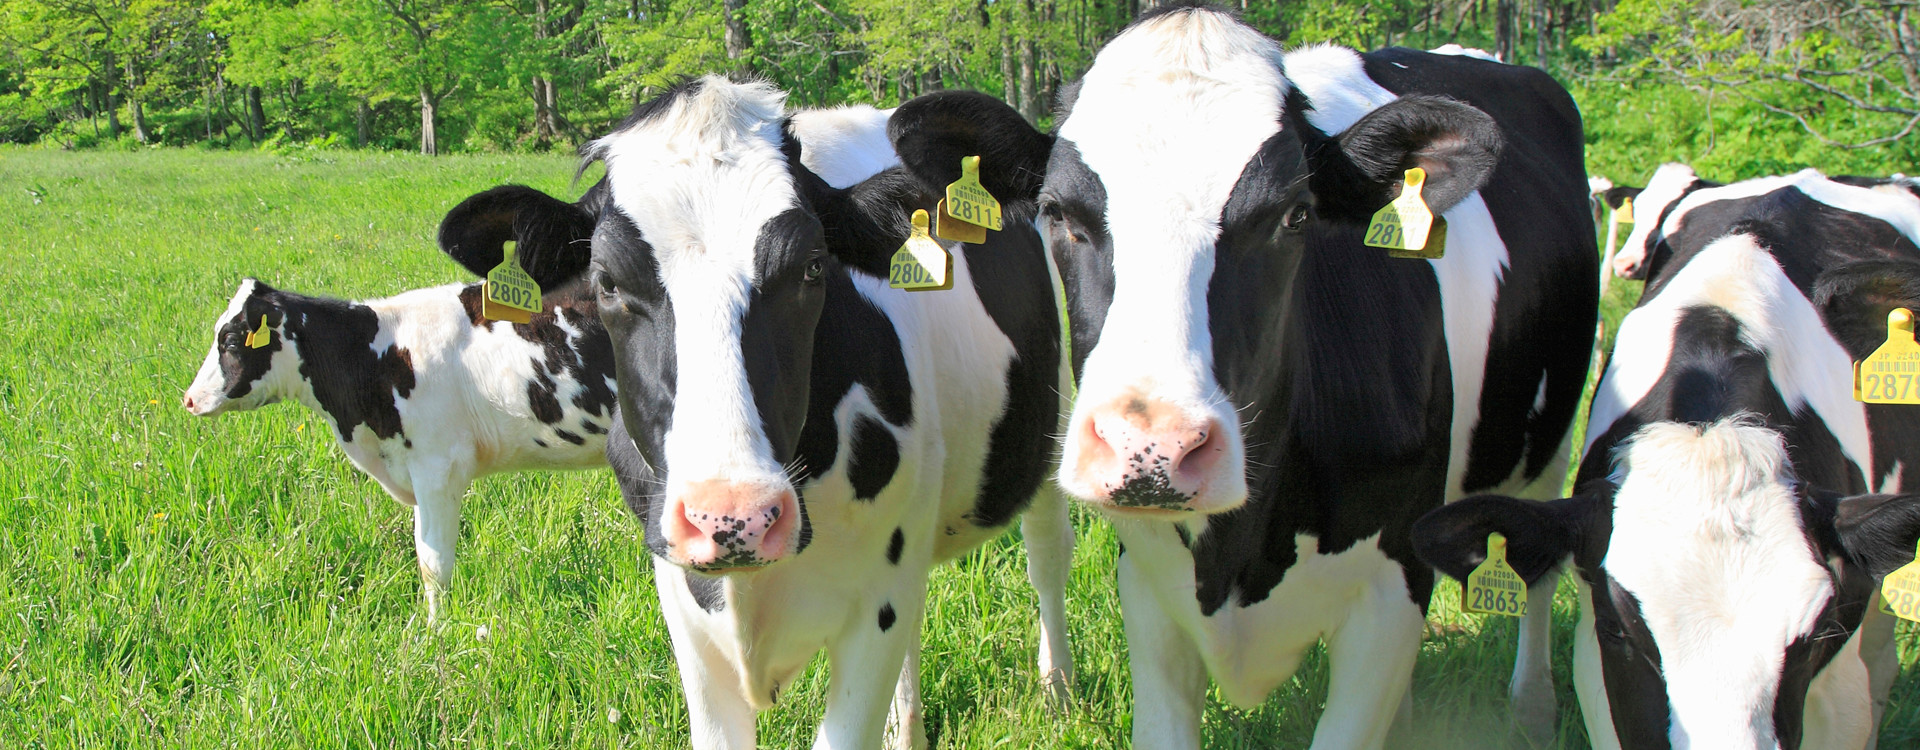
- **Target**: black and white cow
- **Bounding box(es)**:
[882,5,1597,747]
[183,275,616,621]
[1415,230,1920,748]
[436,86,1073,748]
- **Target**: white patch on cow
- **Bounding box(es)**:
[1614,162,1700,277]
[1283,44,1396,134]
[1586,234,1873,474]
[593,77,797,491]
[1790,171,1920,243]
[1604,420,1840,748]
[1879,460,1905,494]
[1427,43,1501,62]
[1571,581,1626,750]
[787,105,898,189]
[1052,10,1284,506]
[1590,176,1615,195]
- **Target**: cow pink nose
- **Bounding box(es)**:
[665,481,801,570]
[1075,399,1223,511]
[182,394,196,411]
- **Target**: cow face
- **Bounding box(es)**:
[1415,419,1920,749]
[184,279,296,416]
[1615,163,1711,280]
[888,8,1499,517]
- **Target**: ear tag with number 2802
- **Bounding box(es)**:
[1364,167,1446,259]
[483,240,542,325]
[891,210,953,292]
[244,317,271,349]
[1853,307,1920,404]
[1880,539,1920,623]
[1463,532,1527,617]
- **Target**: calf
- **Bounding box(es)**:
[183,276,615,621]
[884,6,1597,747]
[1417,176,1920,747]
[436,87,1072,748]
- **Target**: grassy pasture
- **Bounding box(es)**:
[2,146,1917,748]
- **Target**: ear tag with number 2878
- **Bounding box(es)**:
[1463,532,1527,617]
[483,240,542,325]
[1853,307,1920,404]
[1364,167,1447,259]
[890,210,953,292]
[1880,540,1920,623]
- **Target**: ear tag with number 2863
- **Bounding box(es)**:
[1364,167,1447,259]
[1854,307,1920,404]
[891,210,953,292]
[1463,532,1527,617]
[483,240,542,325]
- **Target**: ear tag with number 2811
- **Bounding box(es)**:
[1880,540,1920,623]
[244,317,271,348]
[942,155,1003,233]
[483,240,542,325]
[891,210,953,292]
[1364,167,1447,259]
[1853,307,1920,404]
[1463,532,1527,617]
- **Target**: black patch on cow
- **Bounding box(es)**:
[686,569,726,613]
[887,527,904,565]
[1645,187,1920,305]
[211,283,286,401]
[1770,489,1875,750]
[403,439,412,449]
[533,438,548,448]
[457,285,488,326]
[239,283,418,443]
[580,419,607,435]
[553,429,586,445]
[877,602,896,632]
[847,415,899,502]
[790,269,914,487]
[958,221,1061,529]
[1040,138,1113,382]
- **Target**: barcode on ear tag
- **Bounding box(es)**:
[1881,540,1920,623]
[484,240,541,324]
[1365,167,1437,256]
[1463,532,1527,617]
[891,209,953,291]
[935,199,987,244]
[1854,308,1920,404]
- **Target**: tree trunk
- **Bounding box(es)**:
[246,86,265,142]
[1496,0,1515,63]
[532,0,559,144]
[419,87,438,156]
[722,0,752,75]
[1001,32,1016,106]
[1534,0,1549,69]
[103,53,121,140]
[356,97,372,148]
[1018,38,1038,124]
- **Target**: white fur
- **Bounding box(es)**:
[1428,43,1500,61]
[788,105,898,189]
[1614,162,1701,278]
[185,281,611,621]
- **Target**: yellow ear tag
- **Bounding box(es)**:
[1614,196,1635,225]
[483,240,541,325]
[934,199,988,244]
[1462,532,1528,617]
[1880,539,1920,623]
[1366,167,1444,259]
[1853,308,1920,404]
[245,317,271,349]
[890,210,953,292]
[943,155,1003,232]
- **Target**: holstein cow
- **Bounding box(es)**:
[883,5,1597,748]
[435,84,1073,748]
[183,274,616,621]
[1415,242,1920,747]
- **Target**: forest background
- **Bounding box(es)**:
[3,0,1918,184]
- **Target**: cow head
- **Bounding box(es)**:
[184,279,298,416]
[1614,163,1715,281]
[1415,419,1919,749]
[888,7,1499,517]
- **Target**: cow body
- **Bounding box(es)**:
[883,7,1596,747]
[438,89,1071,749]
[184,278,616,620]
[1419,169,1920,749]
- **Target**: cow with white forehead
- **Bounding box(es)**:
[436,81,1072,748]
[883,4,1598,747]
[1416,237,1920,747]
[182,269,617,622]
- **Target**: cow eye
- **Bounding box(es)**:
[1038,200,1064,222]
[803,256,825,282]
[1282,202,1311,230]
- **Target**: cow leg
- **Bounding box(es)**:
[654,557,757,750]
[409,461,466,624]
[884,646,928,750]
[1510,571,1562,748]
[1022,483,1075,707]
[817,589,927,750]
[1119,550,1206,750]
[1859,592,1898,750]
[1313,576,1424,750]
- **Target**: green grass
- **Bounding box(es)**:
[2,146,1917,748]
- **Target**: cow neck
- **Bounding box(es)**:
[269,289,417,443]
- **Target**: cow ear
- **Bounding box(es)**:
[438,182,601,290]
[1412,486,1604,585]
[1834,493,1920,579]
[1813,259,1920,360]
[888,90,1054,207]
[1604,185,1644,211]
[1301,94,1502,223]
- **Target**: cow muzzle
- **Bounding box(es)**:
[1063,394,1244,516]
[662,480,802,572]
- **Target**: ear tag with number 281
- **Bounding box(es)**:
[245,317,271,349]
[483,240,542,325]
[942,155,1003,233]
[1463,532,1527,617]
[1853,307,1920,404]
[891,210,953,292]
[1364,167,1446,259]
[1880,540,1920,623]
